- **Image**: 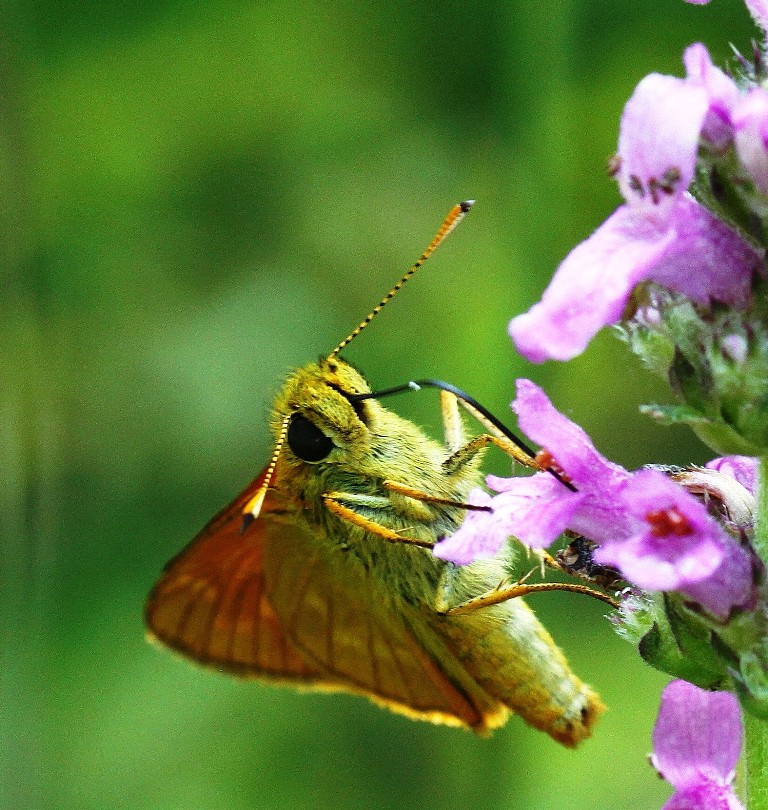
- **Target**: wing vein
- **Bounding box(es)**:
[199,542,258,661]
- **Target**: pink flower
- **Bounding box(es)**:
[509,54,759,364]
[595,468,754,617]
[705,455,758,494]
[434,381,755,617]
[652,680,744,810]
[434,379,633,560]
[510,69,759,362]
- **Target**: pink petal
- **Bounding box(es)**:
[595,468,726,589]
[507,380,635,543]
[682,549,756,617]
[746,0,768,34]
[509,207,674,362]
[485,473,585,548]
[617,74,709,217]
[432,488,503,564]
[511,380,629,487]
[663,783,744,810]
[652,681,742,790]
[433,475,585,564]
[509,194,756,362]
[650,195,756,309]
[683,43,739,148]
[705,456,758,494]
[595,532,724,591]
[734,87,768,195]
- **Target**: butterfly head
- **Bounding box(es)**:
[271,356,381,467]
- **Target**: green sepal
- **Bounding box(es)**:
[615,320,674,380]
[624,273,768,454]
[669,343,717,418]
[729,644,768,721]
[692,147,767,247]
[689,420,767,457]
[639,402,709,427]
[731,674,768,721]
[716,609,768,720]
[640,402,766,455]
[633,594,729,687]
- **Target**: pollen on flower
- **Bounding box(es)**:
[534,448,572,484]
[646,506,693,537]
[607,153,622,176]
[628,174,644,197]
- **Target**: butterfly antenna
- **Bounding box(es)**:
[328,200,475,358]
[241,414,291,531]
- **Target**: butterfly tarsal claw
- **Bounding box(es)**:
[517,545,561,579]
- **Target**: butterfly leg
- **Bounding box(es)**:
[322,491,436,548]
[438,389,536,473]
[443,579,620,613]
[435,546,619,613]
[439,388,465,454]
[381,479,492,512]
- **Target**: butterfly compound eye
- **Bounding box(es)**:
[286,414,334,462]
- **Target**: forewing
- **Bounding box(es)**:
[145,470,323,681]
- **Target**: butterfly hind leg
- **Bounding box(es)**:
[443,577,620,613]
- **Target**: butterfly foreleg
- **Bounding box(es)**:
[321,491,435,548]
[443,433,535,476]
[381,479,493,512]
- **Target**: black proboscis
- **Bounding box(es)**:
[349,379,577,492]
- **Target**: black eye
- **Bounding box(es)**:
[286,414,334,462]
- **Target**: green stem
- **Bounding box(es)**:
[742,456,768,810]
[745,713,768,810]
[753,456,768,562]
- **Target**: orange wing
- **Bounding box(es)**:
[145,469,508,733]
[145,470,323,681]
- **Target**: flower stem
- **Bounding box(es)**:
[745,711,768,810]
[752,456,768,563]
[742,456,768,810]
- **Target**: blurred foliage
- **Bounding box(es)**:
[0,1,756,808]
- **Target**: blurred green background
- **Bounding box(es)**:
[0,1,755,808]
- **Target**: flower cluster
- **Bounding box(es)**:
[507,0,768,457]
[508,37,767,364]
[435,380,757,620]
[509,64,759,364]
[437,0,768,804]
